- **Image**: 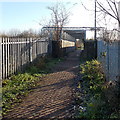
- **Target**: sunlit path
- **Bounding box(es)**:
[3,50,81,120]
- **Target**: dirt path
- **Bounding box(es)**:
[3,50,81,120]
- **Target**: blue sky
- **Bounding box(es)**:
[0,0,96,33]
[0,2,53,32]
[1,0,118,33]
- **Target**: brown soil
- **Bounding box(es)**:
[3,50,81,120]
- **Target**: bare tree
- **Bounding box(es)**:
[96,0,120,41]
[44,2,71,57]
[19,29,39,38]
[0,32,8,37]
[7,29,21,37]
[0,29,21,37]
[96,0,120,27]
[47,2,71,41]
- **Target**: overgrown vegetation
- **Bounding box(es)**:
[75,60,120,119]
[2,57,63,115]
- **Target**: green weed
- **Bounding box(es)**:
[2,57,62,115]
[2,73,40,115]
[76,60,120,119]
[76,60,110,119]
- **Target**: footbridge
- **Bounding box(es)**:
[42,27,104,41]
[42,27,104,56]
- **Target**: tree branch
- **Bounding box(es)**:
[96,0,118,20]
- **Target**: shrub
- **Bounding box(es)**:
[80,60,105,94]
[77,60,110,119]
[77,60,120,119]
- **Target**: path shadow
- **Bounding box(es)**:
[3,50,81,120]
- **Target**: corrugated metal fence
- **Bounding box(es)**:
[0,37,49,79]
[97,40,120,81]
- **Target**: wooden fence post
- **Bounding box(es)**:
[0,37,2,80]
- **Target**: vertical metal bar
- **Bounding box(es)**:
[12,37,14,74]
[7,37,10,77]
[17,37,19,71]
[9,37,12,75]
[14,37,17,73]
[21,38,24,70]
[20,37,22,72]
[29,38,32,62]
[36,39,37,57]
[23,38,25,68]
[6,37,8,78]
[5,37,7,78]
[25,38,27,65]
[2,38,5,79]
[0,37,2,80]
[27,38,29,63]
